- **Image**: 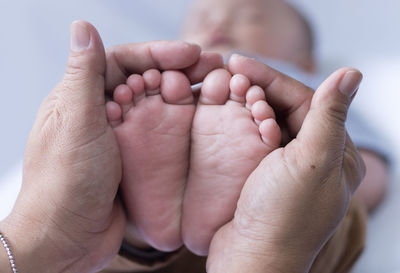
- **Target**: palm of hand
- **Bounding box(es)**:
[18,84,125,270]
[207,125,364,272]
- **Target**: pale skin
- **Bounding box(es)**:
[182,69,281,255]
[181,0,315,72]
[106,68,197,252]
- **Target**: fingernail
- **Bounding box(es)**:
[231,53,245,60]
[339,70,363,97]
[189,42,200,48]
[231,54,255,62]
[186,42,201,52]
[70,21,91,52]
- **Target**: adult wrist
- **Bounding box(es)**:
[0,232,18,273]
[208,222,318,273]
[233,241,316,273]
[0,214,77,273]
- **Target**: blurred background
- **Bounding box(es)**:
[0,0,399,271]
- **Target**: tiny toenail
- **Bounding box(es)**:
[254,119,261,125]
[246,103,252,110]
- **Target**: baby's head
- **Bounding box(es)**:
[181,0,314,71]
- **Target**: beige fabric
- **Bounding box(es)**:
[101,199,367,273]
[310,198,367,273]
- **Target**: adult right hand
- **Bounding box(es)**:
[207,54,365,273]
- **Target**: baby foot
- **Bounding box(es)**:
[106,69,195,251]
[182,69,281,255]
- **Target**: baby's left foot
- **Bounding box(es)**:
[182,69,282,255]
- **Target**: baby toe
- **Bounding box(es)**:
[251,100,275,125]
[259,119,281,150]
[229,74,250,103]
[199,68,231,105]
[106,101,122,128]
[245,86,266,109]
[127,74,145,104]
[143,69,161,96]
[114,84,134,117]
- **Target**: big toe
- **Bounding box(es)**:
[160,70,193,104]
[199,68,231,105]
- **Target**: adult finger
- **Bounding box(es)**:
[34,20,109,139]
[58,20,107,110]
[183,52,224,84]
[296,68,365,192]
[105,41,205,92]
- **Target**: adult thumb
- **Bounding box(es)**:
[60,20,106,109]
[296,68,363,162]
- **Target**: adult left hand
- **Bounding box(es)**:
[0,21,220,273]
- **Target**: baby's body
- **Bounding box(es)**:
[105,68,281,254]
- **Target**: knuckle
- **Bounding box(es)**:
[326,99,349,125]
[64,62,88,83]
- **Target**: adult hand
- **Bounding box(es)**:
[0,21,221,273]
[207,55,365,273]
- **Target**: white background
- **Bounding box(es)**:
[0,0,400,272]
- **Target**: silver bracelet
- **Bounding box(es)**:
[0,232,18,273]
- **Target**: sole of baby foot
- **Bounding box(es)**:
[106,69,195,251]
[182,70,281,255]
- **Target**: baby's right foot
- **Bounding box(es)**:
[106,69,195,251]
[182,69,281,255]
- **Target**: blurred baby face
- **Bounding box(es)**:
[182,0,311,70]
